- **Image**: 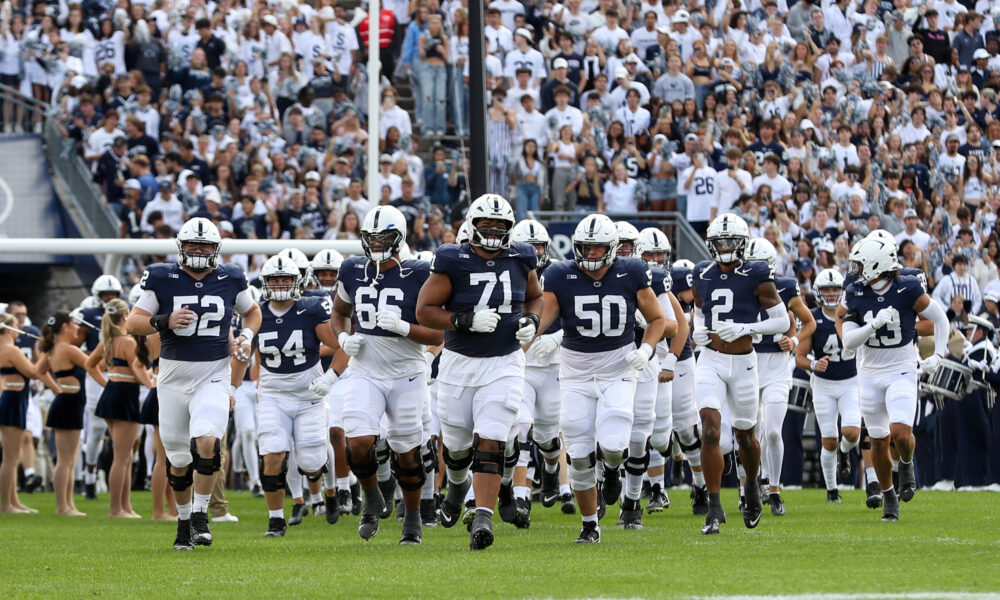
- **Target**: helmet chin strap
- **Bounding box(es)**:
[869,273,892,292]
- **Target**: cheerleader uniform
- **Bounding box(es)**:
[47,366,87,430]
[95,359,141,423]
[0,367,29,428]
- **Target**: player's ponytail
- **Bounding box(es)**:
[40,311,72,354]
[101,298,129,368]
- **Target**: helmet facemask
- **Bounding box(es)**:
[709,236,746,264]
[262,274,302,302]
[470,218,511,251]
[362,229,403,263]
[313,268,340,293]
[574,241,616,272]
[177,241,220,272]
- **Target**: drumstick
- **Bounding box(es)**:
[0,323,41,340]
[69,310,101,331]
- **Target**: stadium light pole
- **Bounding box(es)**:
[367,0,381,209]
[468,0,487,198]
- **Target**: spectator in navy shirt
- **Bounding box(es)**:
[423,146,452,208]
[196,18,226,69]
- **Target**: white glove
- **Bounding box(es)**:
[634,309,647,330]
[233,338,253,362]
[308,369,339,398]
[626,343,653,371]
[338,331,364,356]
[692,327,711,347]
[470,308,501,333]
[966,357,988,372]
[921,353,942,376]
[531,334,559,358]
[376,311,411,337]
[715,322,749,343]
[871,307,898,329]
[515,315,538,343]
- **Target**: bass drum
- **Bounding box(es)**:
[788,377,813,414]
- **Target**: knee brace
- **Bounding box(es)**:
[503,438,519,471]
[568,451,597,491]
[300,464,327,482]
[190,438,221,476]
[259,456,288,492]
[674,424,703,454]
[471,433,505,476]
[391,447,427,491]
[597,444,627,468]
[624,443,650,477]
[345,440,379,479]
[375,437,391,466]
[422,437,438,474]
[442,446,473,471]
[535,436,561,461]
[649,431,671,454]
[166,460,194,492]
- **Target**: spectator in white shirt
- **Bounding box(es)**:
[379,87,412,140]
[140,180,185,233]
[714,148,752,219]
[600,162,638,213]
[752,154,793,202]
[895,208,932,252]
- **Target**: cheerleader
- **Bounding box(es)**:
[85,299,153,518]
[138,332,178,521]
[37,311,89,516]
[0,312,43,514]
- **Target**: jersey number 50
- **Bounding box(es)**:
[575,294,627,337]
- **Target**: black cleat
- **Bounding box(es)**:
[336,489,353,515]
[540,465,560,507]
[513,498,531,529]
[191,512,212,546]
[671,457,684,485]
[646,484,670,513]
[701,509,723,535]
[742,482,762,529]
[469,510,494,550]
[264,517,287,537]
[359,514,379,540]
[575,521,601,543]
[173,519,194,550]
[23,474,42,493]
[400,517,422,545]
[560,493,576,514]
[325,497,340,524]
[378,477,397,518]
[289,502,308,526]
[251,483,265,498]
[898,461,916,503]
[420,499,439,527]
[85,482,97,500]
[827,489,842,503]
[881,488,899,522]
[312,502,325,516]
[350,481,362,515]
[602,464,622,506]
[769,492,785,516]
[618,498,644,530]
[438,477,470,529]
[498,482,518,524]
[596,483,607,520]
[691,485,709,516]
[462,499,477,530]
[865,481,883,509]
[836,448,852,482]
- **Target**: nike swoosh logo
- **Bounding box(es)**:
[211,378,222,383]
[746,366,754,371]
[409,376,418,382]
[543,494,559,504]
[297,309,307,315]
[896,288,905,294]
[678,373,686,377]
[617,273,628,278]
[218,274,228,279]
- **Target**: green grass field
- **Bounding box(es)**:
[2,489,999,599]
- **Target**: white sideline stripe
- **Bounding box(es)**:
[683,594,1000,600]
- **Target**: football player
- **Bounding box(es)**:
[795,268,860,502]
[416,195,543,550]
[247,255,342,537]
[744,238,816,516]
[127,218,263,550]
[536,214,666,542]
[692,214,790,534]
[839,237,949,521]
[331,206,443,544]
[510,220,562,520]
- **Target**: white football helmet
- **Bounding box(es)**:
[278,248,313,288]
[311,249,344,292]
[467,194,516,251]
[705,213,750,264]
[91,274,123,302]
[814,268,845,309]
[510,219,552,268]
[615,222,640,257]
[456,220,473,244]
[127,283,143,307]
[176,217,222,271]
[260,255,302,302]
[866,228,898,252]
[573,214,619,272]
[849,237,899,285]
[744,238,778,268]
[673,258,695,270]
[361,205,407,263]
[635,227,672,267]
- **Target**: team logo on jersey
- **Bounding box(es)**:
[566,274,577,279]
[459,253,470,258]
[169,273,179,278]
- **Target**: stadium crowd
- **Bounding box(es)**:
[2,0,1000,516]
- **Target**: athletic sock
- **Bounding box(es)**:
[310,493,322,504]
[559,483,571,495]
[420,473,435,500]
[891,460,899,473]
[84,470,96,485]
[349,472,358,485]
[475,507,493,517]
[820,447,838,491]
[649,473,664,488]
[708,492,722,509]
[24,468,35,478]
[839,436,857,453]
[514,485,530,500]
[463,485,476,503]
[865,466,877,485]
[177,502,192,520]
[447,466,469,487]
[336,476,351,490]
[192,493,211,513]
[376,460,391,482]
[268,509,284,519]
[582,513,598,524]
[692,470,706,488]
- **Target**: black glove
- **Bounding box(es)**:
[451,311,474,332]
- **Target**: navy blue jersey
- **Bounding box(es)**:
[432,242,537,357]
[844,267,927,292]
[754,276,799,353]
[668,266,694,361]
[140,262,249,361]
[15,325,40,360]
[537,262,561,336]
[634,266,672,346]
[79,307,104,351]
[843,274,924,349]
[543,257,652,353]
[693,260,775,330]
[809,307,856,380]
[258,295,330,374]
[339,257,431,338]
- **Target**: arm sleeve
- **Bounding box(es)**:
[658,293,676,322]
[919,296,951,358]
[748,302,789,336]
[842,320,876,351]
[337,281,353,304]
[134,290,160,314]
[234,289,256,315]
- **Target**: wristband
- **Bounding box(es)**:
[810,359,817,371]
[228,384,237,397]
[791,336,800,347]
[150,313,169,332]
[522,313,540,330]
[661,352,678,372]
[240,327,254,343]
[338,331,349,347]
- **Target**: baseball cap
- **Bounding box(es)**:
[262,15,278,27]
[721,57,735,68]
[202,185,221,203]
[218,220,235,234]
[673,9,690,23]
[552,57,568,69]
[656,25,672,35]
[794,258,814,272]
[614,66,629,79]
[305,170,321,181]
[985,290,1000,303]
[625,54,640,64]
[112,137,127,148]
[684,133,699,142]
[124,179,141,191]
[515,27,532,39]
[379,154,393,164]
[903,208,918,218]
[975,48,991,60]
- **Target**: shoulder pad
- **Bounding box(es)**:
[670,267,692,292]
[508,242,539,269]
[694,260,714,278]
[220,263,246,279]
